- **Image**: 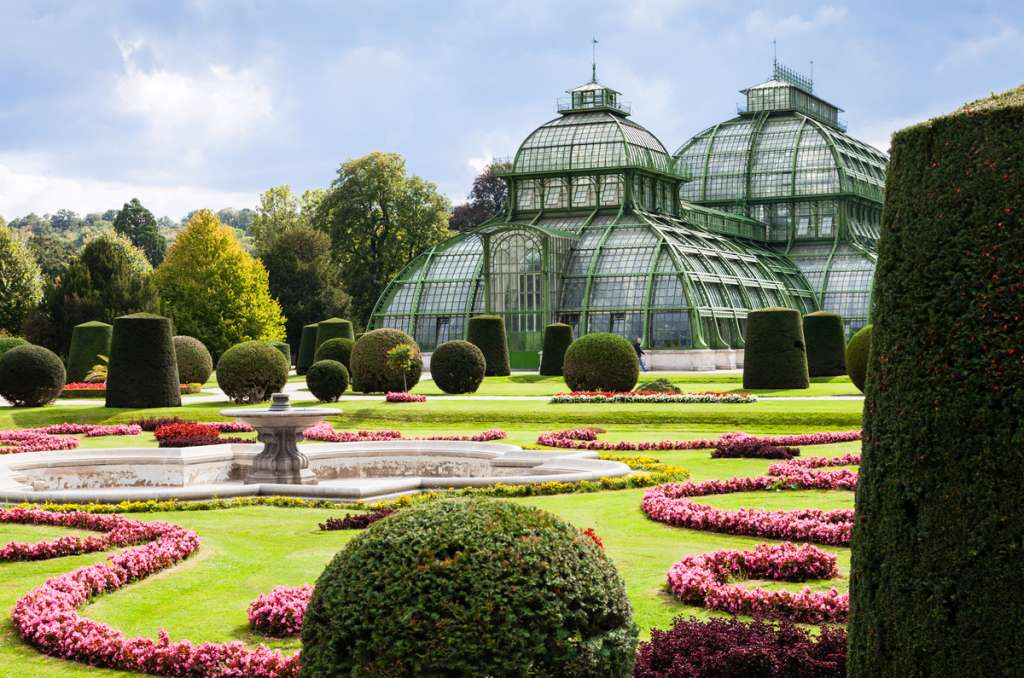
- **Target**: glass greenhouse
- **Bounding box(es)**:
[370,63,886,367]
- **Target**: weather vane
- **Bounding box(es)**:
[592,37,599,82]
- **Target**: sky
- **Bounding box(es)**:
[1,0,1022,220]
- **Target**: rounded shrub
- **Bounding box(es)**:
[742,308,810,390]
[802,311,847,377]
[0,345,66,407]
[295,323,318,376]
[349,328,422,393]
[467,315,510,376]
[539,323,574,376]
[306,360,349,402]
[315,317,354,350]
[563,332,639,392]
[216,340,289,404]
[268,340,292,366]
[845,324,872,393]
[300,498,637,677]
[430,340,485,394]
[66,321,112,383]
[314,337,354,371]
[0,336,29,358]
[172,336,214,385]
[106,313,181,408]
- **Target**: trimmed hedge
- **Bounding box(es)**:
[539,323,574,376]
[314,337,354,371]
[803,312,846,377]
[844,324,872,393]
[306,360,349,402]
[0,345,66,407]
[848,86,1024,677]
[0,336,29,357]
[742,308,810,390]
[300,498,637,677]
[296,323,318,376]
[350,328,422,393]
[105,313,181,408]
[172,336,213,385]
[66,321,112,383]
[268,340,291,366]
[216,340,289,404]
[315,317,354,350]
[467,315,510,376]
[430,340,485,394]
[563,333,639,392]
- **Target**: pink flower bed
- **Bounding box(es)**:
[666,542,848,624]
[537,428,861,452]
[549,391,757,404]
[4,507,300,676]
[385,392,427,402]
[0,430,79,455]
[302,422,506,443]
[37,423,143,437]
[248,585,314,637]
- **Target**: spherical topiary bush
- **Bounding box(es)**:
[539,323,574,376]
[467,315,510,376]
[845,323,873,393]
[430,340,485,394]
[742,308,810,390]
[349,328,422,393]
[300,498,637,677]
[802,311,847,378]
[296,323,318,376]
[314,337,354,371]
[0,345,66,407]
[563,333,639,392]
[66,321,112,383]
[268,340,291,366]
[172,336,214,385]
[216,340,289,404]
[315,317,354,351]
[306,360,349,402]
[0,336,29,357]
[106,313,181,408]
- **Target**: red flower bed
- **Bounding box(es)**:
[132,417,255,433]
[153,423,251,448]
[537,428,861,452]
[248,585,313,637]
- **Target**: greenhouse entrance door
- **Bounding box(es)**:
[489,231,545,363]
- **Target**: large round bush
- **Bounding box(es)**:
[563,333,639,392]
[216,340,289,403]
[306,360,349,402]
[845,324,872,393]
[300,498,637,677]
[106,313,181,408]
[467,315,510,376]
[802,311,847,377]
[295,323,318,375]
[539,322,574,376]
[314,337,354,371]
[349,328,422,393]
[173,336,213,385]
[430,340,485,394]
[0,336,29,357]
[742,308,810,390]
[66,321,112,383]
[0,345,66,407]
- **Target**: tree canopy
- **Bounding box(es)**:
[449,163,507,231]
[113,198,166,266]
[0,224,44,335]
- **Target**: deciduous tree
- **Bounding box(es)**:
[0,224,44,334]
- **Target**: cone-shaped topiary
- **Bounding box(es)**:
[296,323,318,376]
[742,308,810,390]
[300,498,637,677]
[0,336,29,357]
[268,340,291,366]
[216,340,289,404]
[430,340,485,394]
[848,86,1024,677]
[106,313,181,408]
[0,345,65,407]
[802,311,846,377]
[349,329,422,393]
[315,317,355,351]
[172,336,214,385]
[306,359,349,402]
[563,333,639,392]
[845,324,872,393]
[539,323,574,376]
[314,337,354,371]
[466,315,510,376]
[66,321,112,383]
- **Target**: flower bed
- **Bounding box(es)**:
[385,391,427,402]
[154,422,250,448]
[60,382,203,398]
[0,430,80,455]
[550,391,757,404]
[302,422,506,443]
[537,428,861,452]
[248,585,314,637]
[319,507,395,530]
[131,417,255,433]
[711,441,799,459]
[666,542,847,624]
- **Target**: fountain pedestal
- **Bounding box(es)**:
[220,394,336,486]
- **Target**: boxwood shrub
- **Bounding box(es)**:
[563,332,639,392]
[349,328,422,393]
[172,336,213,385]
[0,345,66,407]
[106,313,181,408]
[216,340,289,403]
[848,86,1024,677]
[844,324,872,393]
[0,336,29,357]
[306,359,349,402]
[742,308,809,390]
[300,498,637,677]
[539,323,574,376]
[467,315,510,376]
[315,317,354,350]
[430,340,485,394]
[296,323,318,376]
[66,321,112,383]
[314,337,354,371]
[802,311,846,377]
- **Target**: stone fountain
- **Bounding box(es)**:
[220,393,335,485]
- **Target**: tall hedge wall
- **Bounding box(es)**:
[315,318,355,350]
[539,323,573,376]
[66,321,112,383]
[467,315,510,376]
[105,313,181,408]
[296,323,318,375]
[802,312,846,377]
[741,308,809,390]
[848,85,1024,677]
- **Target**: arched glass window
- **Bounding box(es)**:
[490,231,544,351]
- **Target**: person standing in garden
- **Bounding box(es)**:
[633,337,647,372]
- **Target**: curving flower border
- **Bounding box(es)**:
[549,391,757,404]
[248,585,314,637]
[537,428,861,452]
[302,422,506,443]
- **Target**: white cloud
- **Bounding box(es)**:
[942,26,1021,67]
[745,6,848,36]
[854,110,943,154]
